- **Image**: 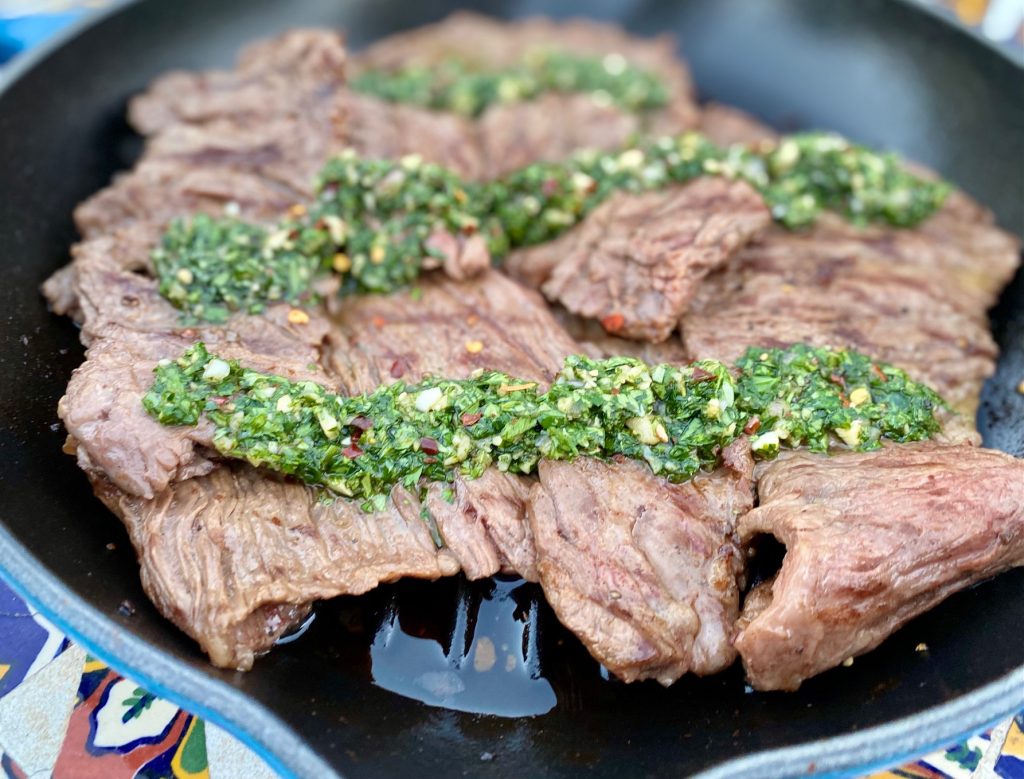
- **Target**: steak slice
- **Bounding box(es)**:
[93,465,460,670]
[540,179,770,342]
[735,443,1024,691]
[75,160,302,239]
[326,269,580,393]
[351,11,700,129]
[129,29,348,135]
[698,103,777,147]
[327,269,580,580]
[528,440,754,684]
[552,305,691,366]
[681,207,1020,425]
[81,270,576,667]
[59,313,330,500]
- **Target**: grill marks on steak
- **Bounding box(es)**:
[92,465,461,670]
[539,179,770,342]
[735,443,1024,691]
[527,440,754,684]
[681,206,1021,425]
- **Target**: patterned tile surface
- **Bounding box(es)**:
[1,1,1021,777]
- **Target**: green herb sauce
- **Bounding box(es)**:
[350,51,670,118]
[143,343,943,510]
[155,132,950,323]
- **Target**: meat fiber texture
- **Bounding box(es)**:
[528,440,754,684]
[734,443,1024,691]
[680,205,1021,439]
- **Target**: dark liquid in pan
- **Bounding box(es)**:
[282,575,618,717]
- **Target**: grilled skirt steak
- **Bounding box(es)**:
[66,268,576,665]
[538,179,770,342]
[325,269,579,392]
[41,13,1024,686]
[351,11,700,177]
[59,315,331,499]
[734,443,1024,691]
[92,464,462,670]
[527,440,754,685]
[682,204,1020,430]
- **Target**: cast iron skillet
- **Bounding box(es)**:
[0,0,1021,777]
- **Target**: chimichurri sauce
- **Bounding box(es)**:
[152,132,949,323]
[350,51,670,117]
[144,343,943,510]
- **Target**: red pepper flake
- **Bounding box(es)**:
[461,222,477,235]
[691,366,715,383]
[287,228,300,240]
[389,359,406,378]
[342,444,363,459]
[601,313,625,333]
[610,387,620,395]
[829,373,846,387]
[541,178,560,196]
[743,417,761,435]
[313,218,327,231]
[349,415,373,431]
[372,316,386,328]
[419,437,440,455]
[423,456,438,464]
[461,412,482,427]
[871,364,888,382]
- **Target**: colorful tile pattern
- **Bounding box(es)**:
[1,1,1020,777]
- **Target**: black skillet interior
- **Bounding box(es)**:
[0,0,1021,777]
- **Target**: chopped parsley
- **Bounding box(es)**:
[154,132,950,322]
[144,343,943,509]
[350,50,670,118]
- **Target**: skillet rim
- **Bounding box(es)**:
[0,2,1020,777]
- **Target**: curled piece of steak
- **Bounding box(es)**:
[540,179,770,342]
[93,465,461,670]
[527,440,754,684]
[734,443,1024,691]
